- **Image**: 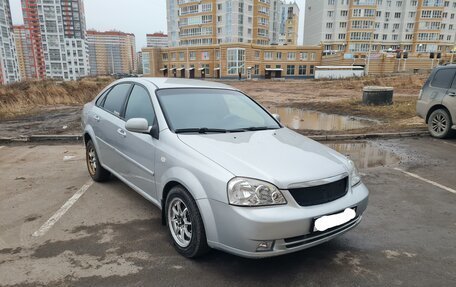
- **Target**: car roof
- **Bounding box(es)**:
[117,77,237,91]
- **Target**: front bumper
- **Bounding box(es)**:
[202,182,369,258]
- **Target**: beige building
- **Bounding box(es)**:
[142,43,322,79]
[304,0,456,54]
[167,0,295,47]
[280,1,300,45]
[87,30,137,75]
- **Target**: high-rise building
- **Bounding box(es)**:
[167,0,286,47]
[136,51,143,74]
[304,0,456,53]
[0,0,21,84]
[87,30,137,75]
[21,0,46,79]
[21,0,90,80]
[279,1,299,45]
[147,33,168,47]
[13,25,38,80]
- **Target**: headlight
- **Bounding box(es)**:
[348,159,361,187]
[227,177,287,206]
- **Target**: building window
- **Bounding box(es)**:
[286,65,295,75]
[300,52,308,60]
[287,52,296,60]
[189,52,196,60]
[325,34,332,40]
[264,51,273,60]
[341,10,348,16]
[201,51,210,60]
[254,64,259,75]
[162,53,168,60]
[309,65,315,75]
[310,53,316,61]
[254,50,260,59]
[298,65,307,75]
[179,52,185,61]
[394,12,401,18]
[227,48,245,75]
[326,22,333,29]
[340,22,347,28]
[215,50,220,60]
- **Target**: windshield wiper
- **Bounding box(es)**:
[175,128,229,134]
[241,126,279,131]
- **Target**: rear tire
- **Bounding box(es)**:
[165,185,210,258]
[86,139,110,182]
[428,109,454,139]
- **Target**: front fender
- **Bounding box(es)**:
[158,167,220,244]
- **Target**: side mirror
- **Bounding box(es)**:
[272,113,281,123]
[125,118,150,133]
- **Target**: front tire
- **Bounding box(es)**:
[165,185,210,258]
[428,109,454,139]
[86,139,110,182]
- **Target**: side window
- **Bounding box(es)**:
[95,88,111,107]
[124,85,155,126]
[432,69,456,89]
[103,84,132,116]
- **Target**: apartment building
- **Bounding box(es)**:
[13,25,27,80]
[21,0,46,79]
[304,0,456,53]
[167,0,286,47]
[142,43,321,79]
[87,30,137,75]
[279,1,300,45]
[0,0,21,84]
[146,33,169,47]
[21,0,90,81]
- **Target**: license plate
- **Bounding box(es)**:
[313,208,356,232]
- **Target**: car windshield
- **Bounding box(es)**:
[156,88,281,133]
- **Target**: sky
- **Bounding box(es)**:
[9,0,306,51]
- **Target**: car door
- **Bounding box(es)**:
[442,68,456,127]
[122,84,157,199]
[92,83,132,175]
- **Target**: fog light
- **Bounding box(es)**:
[256,241,274,252]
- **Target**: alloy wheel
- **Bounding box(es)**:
[168,198,192,247]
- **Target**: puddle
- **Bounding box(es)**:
[325,142,400,168]
[270,107,376,131]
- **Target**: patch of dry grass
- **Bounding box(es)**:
[0,77,113,119]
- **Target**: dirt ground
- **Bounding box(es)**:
[0,74,429,138]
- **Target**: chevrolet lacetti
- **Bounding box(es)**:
[82,78,369,258]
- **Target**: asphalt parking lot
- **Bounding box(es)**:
[0,137,455,287]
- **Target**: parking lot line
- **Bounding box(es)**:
[394,168,456,195]
[441,141,456,148]
[32,180,93,237]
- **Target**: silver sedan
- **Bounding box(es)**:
[82,78,369,258]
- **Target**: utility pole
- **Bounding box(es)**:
[366,25,374,76]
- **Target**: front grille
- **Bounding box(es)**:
[288,177,348,206]
[283,216,360,249]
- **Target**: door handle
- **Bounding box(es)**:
[117,128,126,137]
[448,92,456,97]
[94,115,100,122]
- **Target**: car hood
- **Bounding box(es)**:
[177,128,349,189]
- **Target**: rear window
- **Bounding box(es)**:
[102,84,131,116]
[431,68,456,89]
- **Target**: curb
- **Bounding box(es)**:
[0,131,429,144]
[306,131,429,141]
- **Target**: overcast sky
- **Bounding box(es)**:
[9,0,306,51]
